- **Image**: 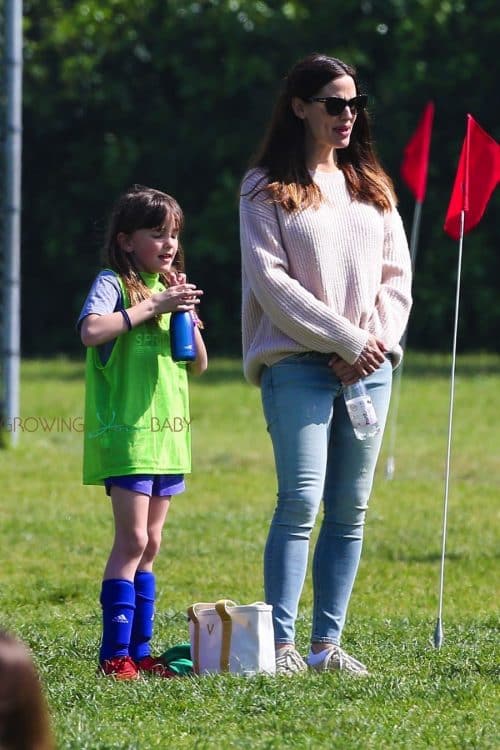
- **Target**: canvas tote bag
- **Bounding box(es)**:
[187,599,276,676]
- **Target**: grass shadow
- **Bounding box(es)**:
[21,356,85,381]
[19,352,500,384]
[403,352,500,378]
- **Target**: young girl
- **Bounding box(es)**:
[78,184,207,680]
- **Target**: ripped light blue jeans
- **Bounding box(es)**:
[261,353,392,646]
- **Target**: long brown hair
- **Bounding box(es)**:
[104,184,185,309]
[249,53,395,211]
[0,631,54,750]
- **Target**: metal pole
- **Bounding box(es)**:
[2,0,22,447]
[385,199,421,479]
[408,200,422,271]
[433,209,465,649]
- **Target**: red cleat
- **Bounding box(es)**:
[135,655,177,678]
[99,655,139,680]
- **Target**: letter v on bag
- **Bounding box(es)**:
[207,624,215,635]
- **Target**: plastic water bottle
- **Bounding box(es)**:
[343,380,380,440]
[170,311,196,362]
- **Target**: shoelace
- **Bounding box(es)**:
[324,646,367,673]
[276,648,306,671]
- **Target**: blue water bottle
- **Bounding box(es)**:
[170,311,197,362]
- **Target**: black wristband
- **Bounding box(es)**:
[120,308,132,331]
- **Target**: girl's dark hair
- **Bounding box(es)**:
[249,53,394,211]
[104,184,185,310]
[0,630,55,750]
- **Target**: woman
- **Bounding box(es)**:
[239,53,412,675]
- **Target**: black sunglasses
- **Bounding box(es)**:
[305,94,368,116]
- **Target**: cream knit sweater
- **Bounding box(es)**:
[240,167,413,386]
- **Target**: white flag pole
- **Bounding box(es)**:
[433,209,465,649]
[385,199,421,479]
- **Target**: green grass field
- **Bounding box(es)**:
[0,354,498,749]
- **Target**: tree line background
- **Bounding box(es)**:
[3,0,500,357]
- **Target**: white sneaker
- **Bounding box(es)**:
[275,646,308,675]
[308,645,369,676]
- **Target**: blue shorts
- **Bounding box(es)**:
[104,474,185,498]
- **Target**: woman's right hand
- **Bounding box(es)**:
[353,335,386,377]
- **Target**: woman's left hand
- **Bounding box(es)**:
[328,355,360,385]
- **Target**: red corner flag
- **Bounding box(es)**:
[444,115,500,240]
[401,101,434,202]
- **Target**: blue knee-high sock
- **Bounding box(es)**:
[129,571,156,661]
[99,579,136,662]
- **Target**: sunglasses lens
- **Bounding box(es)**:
[325,99,345,116]
[354,95,368,111]
[325,95,367,116]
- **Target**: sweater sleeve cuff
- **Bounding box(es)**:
[335,328,369,365]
